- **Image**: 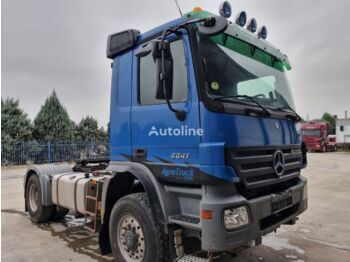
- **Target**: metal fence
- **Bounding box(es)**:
[1,140,109,165]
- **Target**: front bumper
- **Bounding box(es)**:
[200,176,308,251]
[306,143,322,150]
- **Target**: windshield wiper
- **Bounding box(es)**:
[273,105,302,122]
[214,95,271,117]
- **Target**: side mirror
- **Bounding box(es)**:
[152,40,173,100]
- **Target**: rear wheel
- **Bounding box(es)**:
[25,175,55,223]
[109,193,168,262]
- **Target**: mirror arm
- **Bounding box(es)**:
[158,17,209,42]
[166,100,186,121]
[155,17,215,121]
[159,29,187,121]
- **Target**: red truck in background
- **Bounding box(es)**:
[301,121,337,152]
[327,135,337,151]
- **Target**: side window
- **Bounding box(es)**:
[340,126,344,132]
[139,39,188,105]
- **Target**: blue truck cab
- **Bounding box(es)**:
[107,7,307,257]
[24,6,308,262]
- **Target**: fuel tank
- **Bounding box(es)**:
[51,172,106,214]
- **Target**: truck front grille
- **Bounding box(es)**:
[226,145,302,199]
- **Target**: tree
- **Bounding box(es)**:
[33,91,75,140]
[99,126,109,142]
[1,98,32,147]
[321,112,336,134]
[106,121,110,141]
[75,116,106,141]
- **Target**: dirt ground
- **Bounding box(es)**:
[2,152,350,262]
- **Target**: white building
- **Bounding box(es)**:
[336,118,350,144]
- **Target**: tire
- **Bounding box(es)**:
[109,193,168,262]
[25,175,55,223]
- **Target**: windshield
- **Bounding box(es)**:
[197,32,295,110]
[302,130,321,137]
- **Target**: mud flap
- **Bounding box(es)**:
[99,224,112,255]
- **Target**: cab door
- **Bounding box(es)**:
[131,34,201,168]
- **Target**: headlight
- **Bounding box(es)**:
[224,206,249,229]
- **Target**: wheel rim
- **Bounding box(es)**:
[117,214,145,261]
[28,183,39,212]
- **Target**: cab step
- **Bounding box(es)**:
[176,255,209,262]
[169,215,201,230]
[171,215,200,224]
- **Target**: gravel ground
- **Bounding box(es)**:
[2,152,350,261]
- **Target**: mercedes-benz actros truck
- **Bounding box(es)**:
[24,3,308,261]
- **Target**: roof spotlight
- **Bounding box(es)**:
[219,1,232,18]
[247,18,257,33]
[257,26,268,39]
[235,11,247,27]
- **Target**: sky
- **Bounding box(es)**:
[2,0,350,127]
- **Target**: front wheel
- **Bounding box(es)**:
[109,193,168,262]
[25,175,55,223]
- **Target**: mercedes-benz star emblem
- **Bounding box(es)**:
[273,150,285,176]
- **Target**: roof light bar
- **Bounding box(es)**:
[247,18,257,33]
[257,26,268,39]
[235,11,247,27]
[219,1,232,18]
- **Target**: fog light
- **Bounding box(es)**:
[224,206,249,229]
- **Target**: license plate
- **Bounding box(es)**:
[271,191,293,213]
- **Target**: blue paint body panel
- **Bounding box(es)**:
[108,20,300,183]
[199,103,299,147]
[109,52,133,161]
